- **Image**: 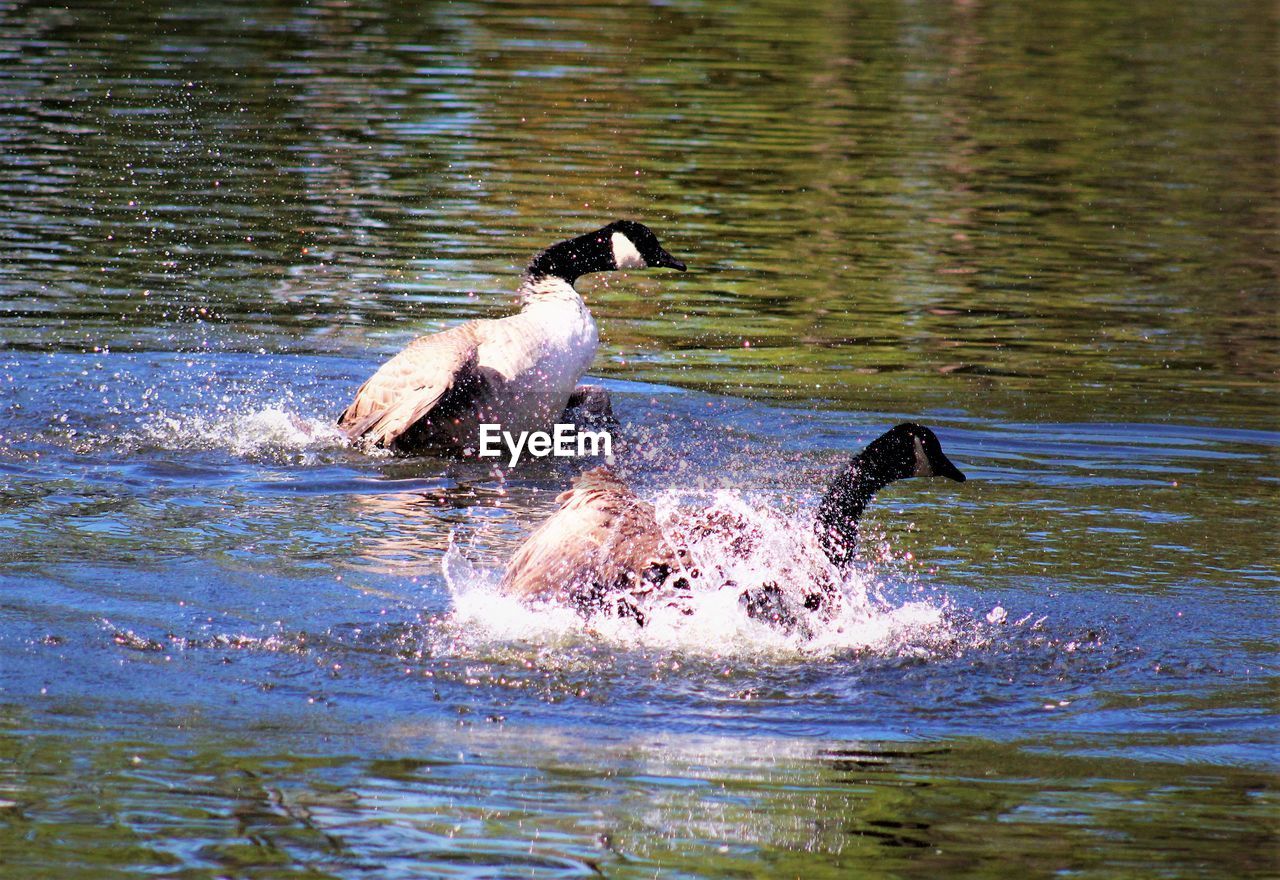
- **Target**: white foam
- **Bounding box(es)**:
[439,488,964,660]
[135,402,348,461]
[441,542,581,639]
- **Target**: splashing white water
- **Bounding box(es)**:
[441,488,962,659]
[135,402,349,461]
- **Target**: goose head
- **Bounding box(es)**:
[604,219,687,272]
[861,423,967,485]
[815,423,966,567]
[526,220,686,284]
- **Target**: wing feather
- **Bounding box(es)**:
[500,468,676,608]
[338,324,482,448]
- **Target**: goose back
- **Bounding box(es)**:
[499,467,680,616]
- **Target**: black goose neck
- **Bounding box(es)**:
[814,454,895,568]
[525,229,614,285]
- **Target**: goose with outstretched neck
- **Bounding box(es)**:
[813,420,966,568]
[498,423,966,629]
[338,220,685,455]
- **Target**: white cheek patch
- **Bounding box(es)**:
[611,232,646,269]
[913,436,936,477]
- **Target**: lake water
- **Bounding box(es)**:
[1,0,1277,877]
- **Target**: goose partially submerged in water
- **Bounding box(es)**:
[499,423,966,631]
[338,220,685,454]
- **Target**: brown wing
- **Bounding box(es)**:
[500,467,679,611]
[338,323,483,449]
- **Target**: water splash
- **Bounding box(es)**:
[7,351,357,464]
[440,488,968,660]
[134,402,349,462]
[441,542,589,647]
[123,362,351,461]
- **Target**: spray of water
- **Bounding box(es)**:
[441,486,966,659]
[134,402,349,461]
[17,352,356,463]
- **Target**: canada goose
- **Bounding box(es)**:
[338,220,685,454]
[498,423,966,630]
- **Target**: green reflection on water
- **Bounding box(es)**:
[2,0,1275,426]
[1,716,1275,879]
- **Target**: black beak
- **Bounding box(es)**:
[933,451,966,483]
[652,247,686,272]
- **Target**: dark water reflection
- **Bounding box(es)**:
[2,719,1275,879]
[1,0,1277,876]
[3,0,1276,420]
